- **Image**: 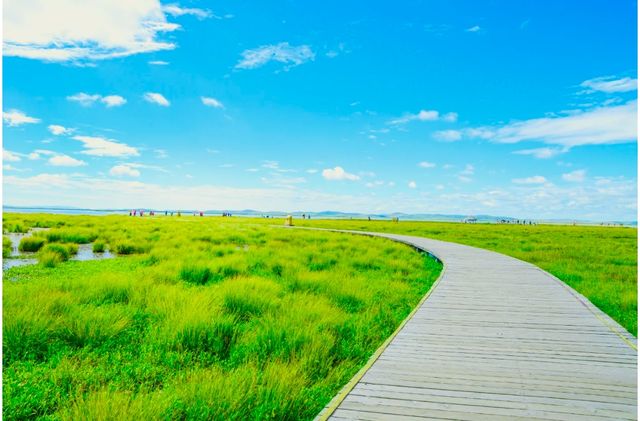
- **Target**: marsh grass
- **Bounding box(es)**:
[290,218,638,335]
[3,213,441,419]
[18,237,45,253]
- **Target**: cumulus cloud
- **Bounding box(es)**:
[3,109,40,126]
[201,96,224,108]
[322,166,360,181]
[110,164,141,177]
[48,124,74,135]
[408,181,417,188]
[562,169,586,182]
[48,154,87,167]
[418,161,436,168]
[580,76,637,93]
[4,149,22,162]
[67,92,126,107]
[512,175,547,185]
[466,25,481,32]
[236,42,315,70]
[3,0,179,63]
[143,92,170,106]
[101,95,127,107]
[466,101,637,147]
[72,135,139,157]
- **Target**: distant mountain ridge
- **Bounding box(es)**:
[3,205,636,226]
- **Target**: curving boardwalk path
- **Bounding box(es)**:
[317,231,637,421]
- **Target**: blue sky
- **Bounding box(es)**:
[3,0,638,220]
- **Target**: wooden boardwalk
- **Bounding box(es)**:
[320,231,637,420]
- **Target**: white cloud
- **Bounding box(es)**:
[408,181,417,188]
[48,154,87,167]
[110,164,140,177]
[67,92,101,106]
[4,0,179,63]
[322,166,360,181]
[466,25,481,32]
[154,149,168,158]
[4,149,21,162]
[201,96,224,108]
[101,95,127,107]
[461,164,475,176]
[466,101,637,147]
[3,109,40,126]
[236,42,315,70]
[418,161,436,168]
[389,109,458,125]
[162,4,212,19]
[48,124,74,135]
[442,112,458,122]
[72,135,139,157]
[562,169,586,182]
[306,169,318,174]
[512,175,547,185]
[149,60,169,65]
[580,76,637,93]
[143,92,170,106]
[513,147,568,159]
[434,129,462,141]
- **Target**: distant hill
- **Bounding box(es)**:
[4,205,635,226]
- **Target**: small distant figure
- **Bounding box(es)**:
[140,210,144,217]
[200,211,204,217]
[129,211,132,216]
[133,210,137,216]
[177,211,181,217]
[368,216,371,221]
[307,214,311,220]
[165,211,168,216]
[284,215,293,226]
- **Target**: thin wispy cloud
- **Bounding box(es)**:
[418,161,436,168]
[466,25,481,32]
[389,109,457,125]
[201,96,224,108]
[149,60,169,65]
[434,129,462,142]
[512,175,547,184]
[580,76,637,93]
[3,0,179,63]
[513,147,568,159]
[236,42,315,70]
[72,135,139,157]
[3,109,40,126]
[143,92,170,106]
[562,169,586,182]
[162,4,212,20]
[466,101,637,147]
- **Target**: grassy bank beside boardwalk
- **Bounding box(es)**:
[2,213,441,420]
[288,218,638,336]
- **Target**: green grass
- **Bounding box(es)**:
[18,237,45,253]
[2,213,441,420]
[289,218,638,335]
[3,236,12,257]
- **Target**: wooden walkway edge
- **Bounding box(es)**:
[315,230,637,421]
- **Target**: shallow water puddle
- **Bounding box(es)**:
[3,229,115,271]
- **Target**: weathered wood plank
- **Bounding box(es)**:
[318,230,637,420]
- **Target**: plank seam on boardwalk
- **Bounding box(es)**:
[302,228,638,421]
